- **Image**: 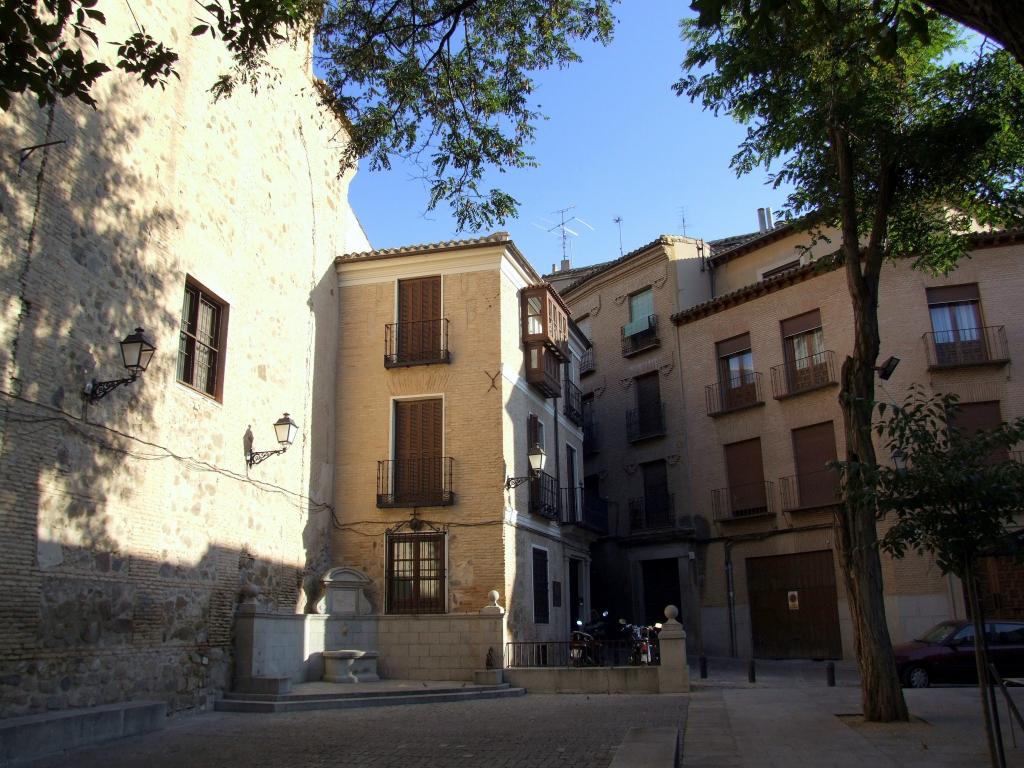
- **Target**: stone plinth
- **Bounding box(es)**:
[657,605,690,693]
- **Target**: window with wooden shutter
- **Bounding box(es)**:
[386,532,445,614]
[393,398,443,504]
[927,284,985,366]
[724,438,768,516]
[717,333,757,409]
[532,548,550,624]
[392,276,446,366]
[948,401,1007,463]
[791,421,839,508]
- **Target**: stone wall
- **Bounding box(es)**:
[0,0,368,717]
[233,610,504,683]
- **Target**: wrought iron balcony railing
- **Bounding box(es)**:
[620,315,660,357]
[563,379,583,427]
[706,372,764,416]
[626,403,666,442]
[529,471,560,521]
[384,319,450,368]
[779,469,841,512]
[770,350,837,399]
[377,457,454,507]
[923,325,1009,369]
[628,494,676,533]
[560,487,609,534]
[711,480,775,521]
[580,347,596,377]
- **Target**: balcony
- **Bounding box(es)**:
[779,469,841,512]
[711,480,775,521]
[522,285,570,360]
[377,457,454,507]
[583,416,600,455]
[620,315,660,357]
[924,326,1009,370]
[628,494,676,533]
[525,342,562,398]
[580,347,596,377]
[705,372,764,417]
[626,403,666,443]
[563,379,583,427]
[770,350,838,399]
[529,471,560,521]
[384,319,450,368]
[560,487,608,534]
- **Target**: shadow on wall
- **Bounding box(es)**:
[0,90,304,718]
[0,540,304,717]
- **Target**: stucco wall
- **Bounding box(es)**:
[0,1,368,717]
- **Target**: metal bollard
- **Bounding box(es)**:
[826,661,836,687]
[748,658,756,683]
[699,655,708,679]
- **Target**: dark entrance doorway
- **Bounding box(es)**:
[569,558,583,631]
[746,550,842,659]
[641,558,681,626]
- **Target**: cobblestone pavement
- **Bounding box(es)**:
[28,694,689,768]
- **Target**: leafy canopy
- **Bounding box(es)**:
[865,388,1024,577]
[677,1,1024,271]
[2,0,617,230]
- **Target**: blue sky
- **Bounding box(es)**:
[348,1,791,273]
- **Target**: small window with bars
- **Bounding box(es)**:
[177,279,227,400]
[386,532,446,614]
[532,547,549,624]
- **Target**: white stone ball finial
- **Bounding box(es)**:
[664,604,679,621]
[488,590,500,607]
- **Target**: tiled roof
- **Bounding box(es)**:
[708,231,762,254]
[336,231,513,262]
[552,235,689,295]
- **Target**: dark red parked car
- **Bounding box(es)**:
[894,619,1024,688]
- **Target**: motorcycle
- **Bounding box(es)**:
[619,619,662,665]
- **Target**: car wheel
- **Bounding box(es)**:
[905,666,931,689]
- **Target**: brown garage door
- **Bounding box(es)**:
[747,550,842,659]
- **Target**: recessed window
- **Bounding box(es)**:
[177,279,227,400]
[532,548,550,624]
[386,532,445,614]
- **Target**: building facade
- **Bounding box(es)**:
[556,223,1024,661]
[0,3,368,717]
[331,235,600,651]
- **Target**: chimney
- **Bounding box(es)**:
[552,263,556,273]
[757,208,767,233]
[765,207,773,229]
[560,258,571,272]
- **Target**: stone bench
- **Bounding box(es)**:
[323,650,380,683]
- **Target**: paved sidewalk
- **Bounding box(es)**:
[22,659,1024,767]
[685,657,1024,767]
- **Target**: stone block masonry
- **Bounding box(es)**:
[0,0,369,719]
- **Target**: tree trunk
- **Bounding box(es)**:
[835,254,909,721]
[925,1,1024,67]
[965,560,1002,768]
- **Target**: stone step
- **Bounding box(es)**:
[214,685,525,713]
[221,682,511,703]
[0,700,165,765]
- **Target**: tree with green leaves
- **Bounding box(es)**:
[869,388,1024,766]
[689,1,1024,65]
[678,1,1024,721]
[1,0,617,229]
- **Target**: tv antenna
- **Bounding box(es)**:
[545,205,594,265]
[613,216,624,257]
[677,206,688,237]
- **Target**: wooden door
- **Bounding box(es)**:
[792,421,839,508]
[724,438,766,515]
[641,460,670,528]
[394,398,442,503]
[642,558,681,626]
[397,277,441,363]
[747,550,842,659]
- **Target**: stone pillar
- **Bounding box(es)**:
[657,605,690,693]
[474,591,506,686]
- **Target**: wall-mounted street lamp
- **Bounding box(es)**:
[244,413,298,468]
[505,445,546,489]
[875,355,900,380]
[83,327,156,403]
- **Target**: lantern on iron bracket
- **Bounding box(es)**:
[83,327,156,403]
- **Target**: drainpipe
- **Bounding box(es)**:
[552,371,561,505]
[725,540,737,658]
